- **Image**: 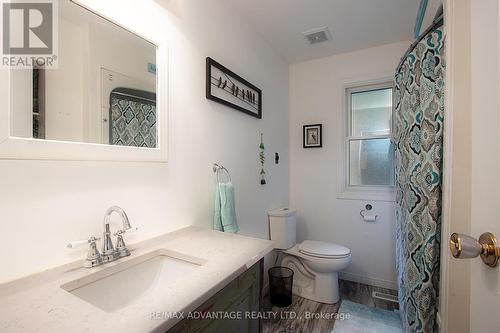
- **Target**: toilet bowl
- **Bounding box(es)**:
[282,241,351,303]
[269,209,351,304]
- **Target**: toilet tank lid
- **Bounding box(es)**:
[299,240,350,257]
[268,208,296,217]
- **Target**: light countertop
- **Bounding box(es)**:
[0,226,274,332]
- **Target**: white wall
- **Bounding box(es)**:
[469,0,500,331]
[0,0,289,283]
[289,41,410,289]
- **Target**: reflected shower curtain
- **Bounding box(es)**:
[393,26,444,333]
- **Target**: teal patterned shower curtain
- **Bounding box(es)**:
[393,26,444,333]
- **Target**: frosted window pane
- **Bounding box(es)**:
[351,88,392,137]
[349,138,394,186]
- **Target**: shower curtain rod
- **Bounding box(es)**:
[395,15,444,73]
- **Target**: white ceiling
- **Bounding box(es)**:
[230,0,418,63]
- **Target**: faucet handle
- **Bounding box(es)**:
[114,227,137,258]
[67,236,101,248]
[67,236,103,268]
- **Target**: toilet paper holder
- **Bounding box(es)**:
[360,204,378,221]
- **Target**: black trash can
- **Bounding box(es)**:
[268,266,294,307]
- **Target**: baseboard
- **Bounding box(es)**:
[339,272,398,291]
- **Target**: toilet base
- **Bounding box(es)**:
[281,255,340,304]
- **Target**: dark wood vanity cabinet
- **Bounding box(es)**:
[168,259,263,333]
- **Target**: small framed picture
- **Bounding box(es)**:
[303,124,322,148]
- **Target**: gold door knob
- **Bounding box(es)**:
[450,232,500,267]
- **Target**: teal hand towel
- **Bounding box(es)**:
[213,184,223,231]
[213,182,239,233]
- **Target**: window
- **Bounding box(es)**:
[344,82,394,193]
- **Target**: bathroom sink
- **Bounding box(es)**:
[61,249,205,312]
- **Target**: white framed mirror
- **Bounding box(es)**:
[0,0,168,161]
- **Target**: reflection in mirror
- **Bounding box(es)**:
[10,0,158,148]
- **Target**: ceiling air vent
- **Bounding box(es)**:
[302,27,331,45]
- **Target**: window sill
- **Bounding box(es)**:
[337,188,395,202]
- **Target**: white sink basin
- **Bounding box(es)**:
[61,249,205,312]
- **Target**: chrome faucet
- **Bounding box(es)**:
[103,206,135,260]
[67,206,137,268]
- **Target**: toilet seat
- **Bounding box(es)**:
[298,240,351,259]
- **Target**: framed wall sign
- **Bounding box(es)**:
[206,57,262,119]
[303,124,322,148]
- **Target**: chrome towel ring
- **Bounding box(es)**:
[213,163,231,183]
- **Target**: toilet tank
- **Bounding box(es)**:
[268,208,296,249]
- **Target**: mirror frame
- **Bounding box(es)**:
[0,0,168,162]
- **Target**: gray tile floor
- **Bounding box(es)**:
[262,279,398,333]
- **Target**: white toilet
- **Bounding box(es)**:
[268,208,351,304]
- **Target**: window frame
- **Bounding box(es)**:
[338,80,395,201]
